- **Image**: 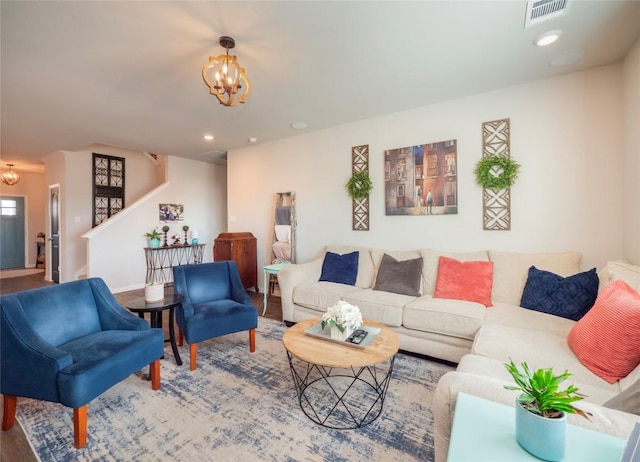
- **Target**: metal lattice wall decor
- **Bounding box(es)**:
[482,119,511,230]
[351,144,370,231]
[92,153,125,227]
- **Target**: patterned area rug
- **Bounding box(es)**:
[16,317,453,461]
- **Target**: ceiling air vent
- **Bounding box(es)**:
[524,0,571,28]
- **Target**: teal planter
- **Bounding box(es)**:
[149,238,161,249]
[515,399,566,461]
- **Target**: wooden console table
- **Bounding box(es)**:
[144,244,205,285]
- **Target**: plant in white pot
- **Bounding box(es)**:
[144,281,165,302]
[504,360,590,461]
[321,300,363,341]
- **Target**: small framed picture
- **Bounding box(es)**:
[159,204,184,222]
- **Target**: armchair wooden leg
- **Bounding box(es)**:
[149,359,160,390]
[73,405,87,449]
[249,328,256,353]
[190,343,197,371]
[2,395,17,431]
[178,329,184,346]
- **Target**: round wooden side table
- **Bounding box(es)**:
[282,317,400,429]
[126,294,183,366]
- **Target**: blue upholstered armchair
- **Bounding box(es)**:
[172,261,258,371]
[1,278,164,448]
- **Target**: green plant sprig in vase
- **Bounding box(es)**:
[504,360,591,461]
[504,360,590,419]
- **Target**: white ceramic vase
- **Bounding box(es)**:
[144,283,165,302]
[515,399,566,461]
[330,325,353,342]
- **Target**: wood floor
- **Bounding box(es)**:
[0,274,283,462]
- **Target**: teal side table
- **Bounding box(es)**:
[262,263,290,316]
[448,392,626,461]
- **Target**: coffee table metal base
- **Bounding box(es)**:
[286,351,395,429]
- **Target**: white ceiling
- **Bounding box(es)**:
[2,1,639,170]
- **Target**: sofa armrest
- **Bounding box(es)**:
[278,258,323,322]
[89,278,149,331]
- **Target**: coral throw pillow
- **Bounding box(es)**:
[567,280,640,384]
[433,256,494,307]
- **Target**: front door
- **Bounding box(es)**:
[50,186,60,283]
[0,197,25,269]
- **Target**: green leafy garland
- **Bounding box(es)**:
[346,171,373,200]
[474,156,521,189]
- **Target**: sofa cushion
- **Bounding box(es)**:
[434,256,493,307]
[485,302,575,337]
[604,379,640,415]
[567,280,640,384]
[292,281,362,313]
[404,295,485,341]
[472,324,617,390]
[341,288,408,327]
[371,248,424,293]
[421,249,489,296]
[326,245,375,288]
[489,250,582,305]
[456,354,619,405]
[373,253,423,297]
[520,266,598,321]
[319,251,359,285]
[598,260,640,293]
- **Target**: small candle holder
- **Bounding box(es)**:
[182,225,190,245]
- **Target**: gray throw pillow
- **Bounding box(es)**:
[603,379,640,415]
[373,253,423,297]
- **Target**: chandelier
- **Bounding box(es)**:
[1,164,20,186]
[202,36,251,107]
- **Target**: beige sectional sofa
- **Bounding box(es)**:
[278,247,640,460]
[279,245,585,363]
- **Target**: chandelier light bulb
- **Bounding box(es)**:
[1,164,21,186]
[202,35,251,107]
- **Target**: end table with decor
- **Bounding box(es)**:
[126,294,184,366]
[447,392,626,461]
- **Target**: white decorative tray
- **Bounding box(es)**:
[304,323,381,349]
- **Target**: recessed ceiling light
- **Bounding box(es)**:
[290,121,308,130]
[534,30,562,47]
[203,134,214,141]
[550,49,585,67]
[248,137,257,143]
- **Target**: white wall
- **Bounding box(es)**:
[622,37,640,265]
[0,170,46,267]
[43,144,163,282]
[85,155,227,292]
[228,63,630,288]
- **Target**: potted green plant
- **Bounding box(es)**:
[504,360,590,461]
[145,227,162,248]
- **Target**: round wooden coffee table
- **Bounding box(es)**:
[282,317,400,429]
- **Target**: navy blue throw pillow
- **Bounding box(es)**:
[520,266,599,321]
[319,251,359,286]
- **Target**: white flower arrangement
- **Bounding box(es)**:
[321,300,363,333]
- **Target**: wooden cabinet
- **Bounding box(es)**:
[213,232,258,292]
